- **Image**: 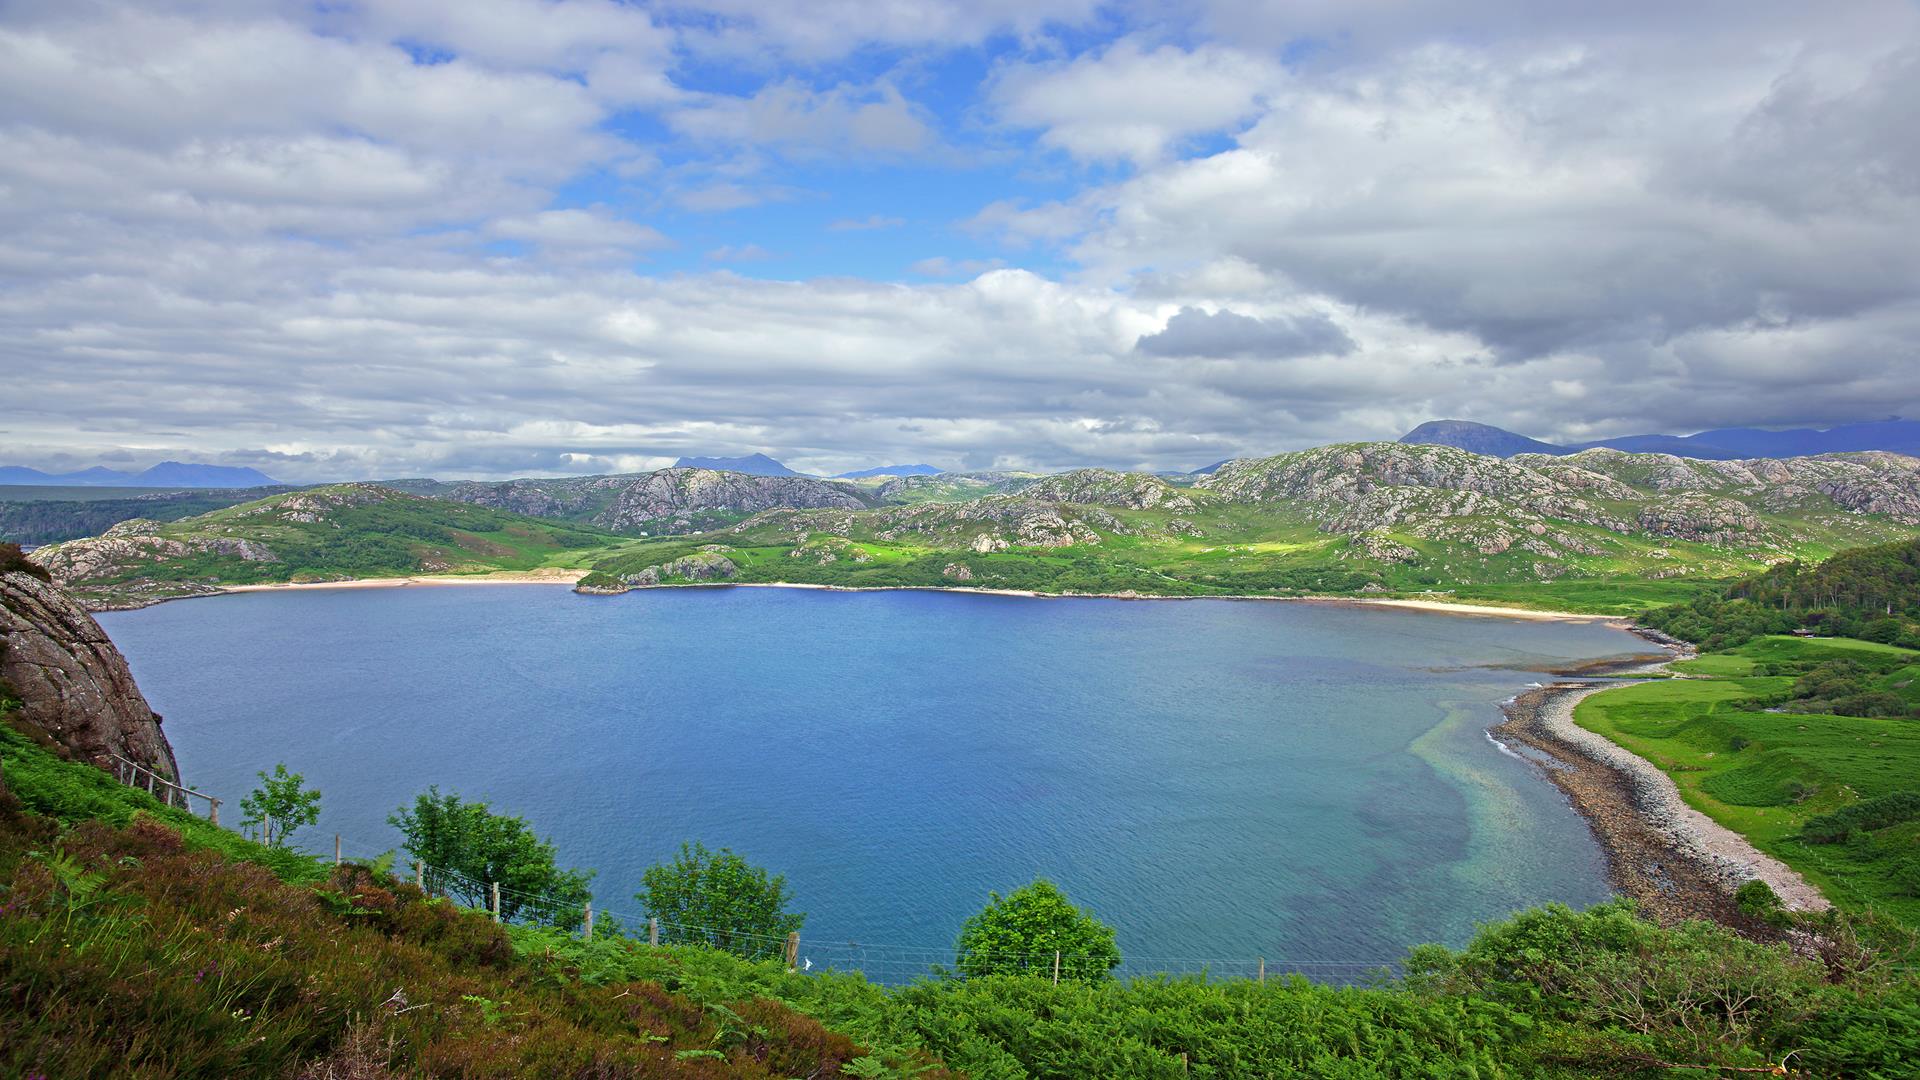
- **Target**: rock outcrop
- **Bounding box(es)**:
[1,569,181,783]
[446,468,871,532]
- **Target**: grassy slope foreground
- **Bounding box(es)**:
[29,484,642,608]
[578,444,1920,614]
[4,719,1918,1078]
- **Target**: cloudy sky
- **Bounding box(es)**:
[4,0,1918,480]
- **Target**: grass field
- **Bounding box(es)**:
[1576,635,1920,921]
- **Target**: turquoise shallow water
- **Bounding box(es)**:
[100,586,1633,979]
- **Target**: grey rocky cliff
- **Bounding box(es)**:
[447,468,869,532]
[1,569,181,783]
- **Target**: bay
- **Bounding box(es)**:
[100,585,1633,979]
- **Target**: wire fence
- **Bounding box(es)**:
[116,767,1405,986]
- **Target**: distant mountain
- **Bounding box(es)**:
[1189,460,1232,475]
[0,461,279,488]
[129,462,278,487]
[834,464,942,479]
[671,453,800,477]
[1398,420,1564,457]
[1400,418,1920,460]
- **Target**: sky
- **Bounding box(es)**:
[3,0,1918,481]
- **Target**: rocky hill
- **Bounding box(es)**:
[443,468,875,533]
[1,556,180,783]
[29,484,623,608]
[579,443,1920,603]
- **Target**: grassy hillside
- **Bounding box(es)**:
[4,712,1917,1077]
[1575,635,1920,922]
[578,446,1920,613]
[29,484,643,608]
[25,444,1920,613]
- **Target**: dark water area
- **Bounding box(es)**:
[101,586,1633,979]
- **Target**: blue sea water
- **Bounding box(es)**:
[99,585,1635,979]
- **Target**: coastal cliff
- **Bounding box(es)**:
[0,564,181,784]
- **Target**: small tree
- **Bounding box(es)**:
[954,879,1120,981]
[635,841,803,960]
[240,763,321,848]
[389,787,593,926]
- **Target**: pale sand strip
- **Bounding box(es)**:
[220,569,586,594]
[1541,683,1830,912]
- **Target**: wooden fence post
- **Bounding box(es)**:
[491,881,500,922]
[649,917,659,947]
[145,770,155,795]
[414,860,424,891]
[584,903,593,941]
[785,932,800,970]
[1053,951,1061,986]
[1258,957,1265,985]
[208,798,220,827]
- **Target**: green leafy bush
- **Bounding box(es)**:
[953,878,1120,982]
[1802,791,1920,844]
[389,787,593,926]
[635,840,804,960]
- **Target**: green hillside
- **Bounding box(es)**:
[579,446,1920,613]
[29,484,638,608]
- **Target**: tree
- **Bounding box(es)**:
[389,786,593,925]
[239,763,321,848]
[635,841,803,960]
[954,879,1120,982]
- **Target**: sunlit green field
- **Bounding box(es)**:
[1576,636,1920,921]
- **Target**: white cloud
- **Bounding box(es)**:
[992,39,1283,164]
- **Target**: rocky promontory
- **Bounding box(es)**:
[1,563,181,784]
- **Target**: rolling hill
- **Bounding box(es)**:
[30,443,1920,613]
[1402,418,1920,460]
[29,484,631,608]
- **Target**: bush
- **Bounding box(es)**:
[953,878,1120,982]
[634,840,804,961]
[388,787,592,925]
[1801,791,1920,844]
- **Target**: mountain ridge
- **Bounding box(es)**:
[1401,418,1920,460]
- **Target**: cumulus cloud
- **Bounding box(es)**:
[1135,307,1354,359]
[4,0,1919,481]
[992,39,1282,164]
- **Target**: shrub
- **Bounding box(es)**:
[635,840,804,961]
[388,787,593,925]
[953,878,1120,981]
[1801,791,1920,844]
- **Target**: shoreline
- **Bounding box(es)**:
[1493,670,1830,925]
[84,572,1623,621]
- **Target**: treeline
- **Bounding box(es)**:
[1643,537,1920,649]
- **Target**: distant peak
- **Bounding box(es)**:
[671,453,800,477]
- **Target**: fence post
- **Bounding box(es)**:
[415,860,424,891]
[491,881,500,922]
[649,917,659,947]
[1258,957,1265,985]
[584,903,593,941]
[1053,951,1061,986]
[334,834,341,866]
[785,931,800,970]
[145,769,155,795]
[209,798,220,827]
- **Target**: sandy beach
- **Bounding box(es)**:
[219,568,587,595]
